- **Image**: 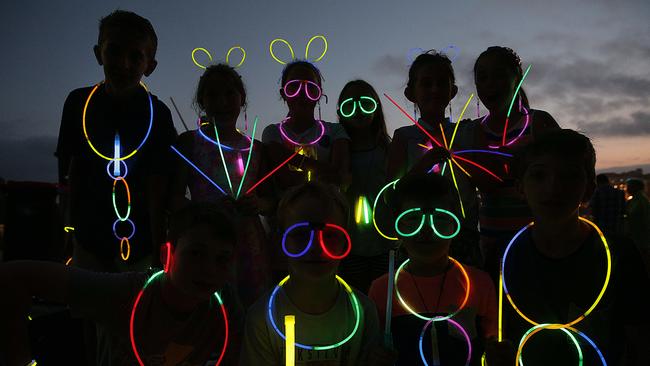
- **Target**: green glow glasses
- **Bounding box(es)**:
[338,96,378,118]
[394,208,461,239]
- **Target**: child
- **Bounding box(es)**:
[240,181,382,365]
[171,63,272,308]
[336,79,393,293]
[386,50,481,266]
[0,202,243,366]
[487,129,650,366]
[55,10,177,272]
[262,60,351,190]
[469,46,559,281]
[369,173,497,366]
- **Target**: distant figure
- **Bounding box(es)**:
[589,174,626,237]
[625,178,650,270]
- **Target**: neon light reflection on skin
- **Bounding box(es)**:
[130,270,229,366]
[267,275,360,350]
[394,257,470,322]
[281,222,352,260]
[419,317,472,366]
[501,217,611,365]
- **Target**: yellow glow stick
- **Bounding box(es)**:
[285,315,295,366]
[226,46,246,68]
[305,35,328,62]
[191,47,213,69]
[269,39,295,65]
[448,161,466,219]
[449,93,474,149]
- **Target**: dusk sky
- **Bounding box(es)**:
[1,0,649,182]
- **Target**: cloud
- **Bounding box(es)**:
[372,54,408,77]
[575,111,650,136]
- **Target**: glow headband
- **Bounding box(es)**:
[281,222,352,260]
[82,82,153,161]
[419,317,471,366]
[130,270,229,365]
[192,46,247,69]
[283,79,322,101]
[269,35,328,65]
[394,208,461,239]
[278,117,325,146]
[338,96,378,118]
[394,257,470,321]
[501,217,611,329]
[267,275,360,350]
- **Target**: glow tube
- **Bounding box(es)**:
[245,148,303,195]
[283,80,322,101]
[362,196,370,224]
[65,257,72,266]
[516,324,584,366]
[448,161,467,219]
[453,150,513,158]
[394,208,461,239]
[64,226,75,232]
[384,249,396,345]
[372,180,400,241]
[269,39,295,65]
[394,257,470,321]
[449,94,474,149]
[419,317,471,366]
[113,133,121,176]
[235,117,258,199]
[214,124,234,196]
[452,155,504,182]
[281,222,314,258]
[285,315,295,366]
[355,196,363,224]
[112,218,135,241]
[384,93,443,147]
[106,160,128,179]
[112,177,131,221]
[120,238,130,261]
[170,146,228,196]
[501,217,611,328]
[278,117,325,146]
[163,242,172,273]
[192,47,213,69]
[503,65,532,146]
[318,223,352,260]
[226,46,246,68]
[83,82,153,161]
[197,118,251,151]
[268,275,360,350]
[305,35,328,62]
[498,268,503,342]
[236,154,244,176]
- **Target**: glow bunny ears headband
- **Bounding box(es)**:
[192,46,247,69]
[269,35,328,65]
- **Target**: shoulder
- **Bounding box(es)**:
[323,121,350,140]
[63,86,95,109]
[261,123,281,142]
[463,265,495,291]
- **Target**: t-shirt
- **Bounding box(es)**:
[69,269,242,366]
[346,145,392,257]
[501,227,650,366]
[261,120,349,164]
[240,282,380,366]
[369,263,497,365]
[56,85,177,265]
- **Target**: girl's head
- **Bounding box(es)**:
[404,50,458,119]
[474,46,530,113]
[194,63,247,126]
[388,173,459,265]
[337,79,390,147]
[163,202,237,299]
[280,61,324,114]
[276,181,349,281]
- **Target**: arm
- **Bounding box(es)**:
[0,261,72,366]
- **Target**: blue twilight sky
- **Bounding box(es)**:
[1,0,649,182]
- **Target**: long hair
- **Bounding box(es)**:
[337,79,391,149]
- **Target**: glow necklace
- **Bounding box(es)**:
[82,81,153,261]
[278,117,325,146]
[502,217,611,365]
[267,275,361,350]
[129,270,229,366]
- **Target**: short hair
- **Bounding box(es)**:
[276,181,349,229]
[406,50,456,91]
[517,129,596,183]
[167,202,237,248]
[596,173,610,185]
[98,10,158,57]
[626,178,645,194]
[387,173,459,217]
[474,46,530,108]
[194,63,247,113]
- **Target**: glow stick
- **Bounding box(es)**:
[502,65,532,146]
[269,39,295,65]
[192,47,213,69]
[226,46,246,68]
[448,161,467,219]
[214,124,235,195]
[65,257,72,266]
[383,93,443,147]
[120,238,130,260]
[235,117,258,199]
[355,197,363,224]
[453,150,513,158]
[112,177,131,221]
[419,317,471,366]
[245,148,303,195]
[64,226,75,232]
[449,93,474,149]
[170,146,227,196]
[452,155,504,182]
[372,180,400,241]
[285,315,295,366]
[384,249,396,346]
[113,133,121,176]
[305,35,328,62]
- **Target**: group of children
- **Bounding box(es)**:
[1,9,649,366]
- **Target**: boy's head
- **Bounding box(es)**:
[517,129,596,222]
[626,178,645,196]
[94,10,158,92]
[163,202,237,299]
[388,173,460,265]
[276,182,349,281]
